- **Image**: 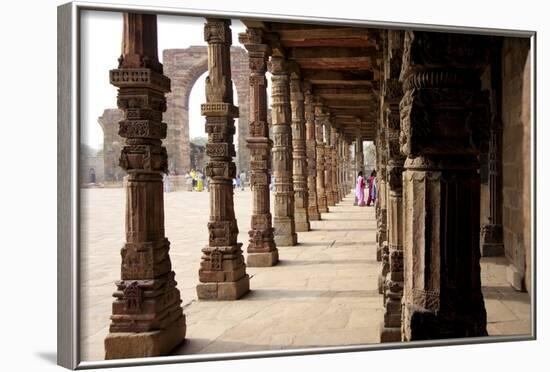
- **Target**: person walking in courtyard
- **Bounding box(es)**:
[356,171,366,206]
[240,170,246,191]
[196,172,204,192]
[366,170,377,206]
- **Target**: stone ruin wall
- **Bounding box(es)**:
[501,37,531,294]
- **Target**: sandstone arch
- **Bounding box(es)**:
[163,46,250,175]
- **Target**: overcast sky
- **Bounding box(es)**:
[80,10,246,150]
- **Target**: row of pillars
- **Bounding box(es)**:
[104,15,357,359]
[375,30,501,341]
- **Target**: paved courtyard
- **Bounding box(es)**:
[80,188,531,361]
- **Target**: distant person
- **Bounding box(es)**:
[366,170,377,206]
[236,175,241,190]
[196,172,204,192]
[89,168,96,184]
[356,171,365,206]
[163,173,171,193]
[232,177,237,189]
[270,174,275,191]
[240,171,246,191]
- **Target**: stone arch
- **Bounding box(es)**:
[98,108,125,182]
[163,46,250,175]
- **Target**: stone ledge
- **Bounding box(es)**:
[104,315,186,359]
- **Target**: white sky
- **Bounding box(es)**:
[80,10,247,150]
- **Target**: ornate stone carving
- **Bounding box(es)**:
[197,19,250,299]
[239,28,278,266]
[269,56,298,246]
[304,83,321,220]
[290,71,310,232]
[400,31,490,340]
[315,102,329,213]
[105,13,186,360]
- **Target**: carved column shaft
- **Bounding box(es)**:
[304,85,321,220]
[270,57,298,246]
[197,19,250,300]
[290,72,310,231]
[239,28,278,267]
[105,13,186,359]
[354,133,364,205]
[380,30,405,343]
[400,31,489,340]
[332,131,340,204]
[315,103,329,213]
[325,122,335,207]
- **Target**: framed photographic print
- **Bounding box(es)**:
[57,0,536,369]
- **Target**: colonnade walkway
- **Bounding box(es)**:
[80,188,530,361]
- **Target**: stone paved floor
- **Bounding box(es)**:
[80,188,531,361]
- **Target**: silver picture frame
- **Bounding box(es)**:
[57,1,537,369]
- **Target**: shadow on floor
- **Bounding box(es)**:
[241,288,380,300]
[277,258,378,266]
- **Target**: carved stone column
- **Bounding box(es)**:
[315,102,329,213]
[332,131,340,204]
[104,13,186,359]
[270,57,298,246]
[290,71,310,231]
[380,30,405,343]
[304,84,321,220]
[354,132,364,205]
[197,19,250,300]
[325,122,335,207]
[238,28,278,266]
[376,122,388,265]
[400,31,489,340]
[481,43,504,257]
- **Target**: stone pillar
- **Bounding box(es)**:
[315,102,329,213]
[331,131,340,204]
[304,83,321,220]
[354,133,364,205]
[270,56,298,246]
[400,31,489,340]
[290,70,310,231]
[380,30,405,343]
[376,118,388,265]
[325,122,335,207]
[104,13,186,359]
[238,28,278,267]
[197,19,250,300]
[481,44,505,257]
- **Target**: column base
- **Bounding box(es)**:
[506,264,526,292]
[105,315,186,359]
[247,250,279,267]
[379,323,401,343]
[196,275,250,300]
[295,221,311,232]
[274,233,297,246]
[481,243,504,257]
[309,211,321,221]
[318,207,329,213]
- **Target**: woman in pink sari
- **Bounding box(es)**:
[356,171,366,206]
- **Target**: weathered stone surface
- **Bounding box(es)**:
[247,250,279,267]
[400,31,490,340]
[270,56,298,246]
[239,28,278,263]
[104,13,186,359]
[104,316,186,359]
[197,19,249,300]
